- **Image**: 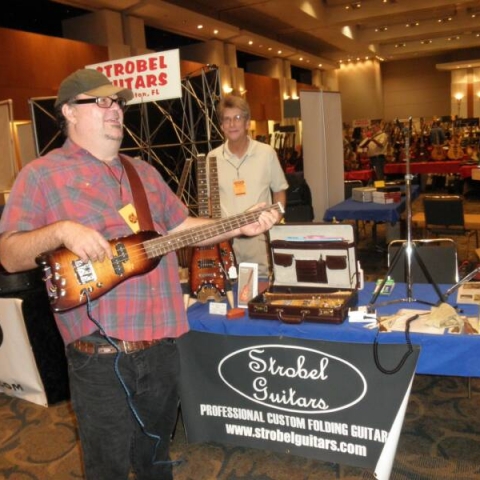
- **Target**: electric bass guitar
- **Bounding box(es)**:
[189,155,237,302]
[36,203,283,312]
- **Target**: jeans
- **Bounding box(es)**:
[66,339,180,480]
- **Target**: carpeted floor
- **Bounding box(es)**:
[2,376,480,479]
[2,180,480,479]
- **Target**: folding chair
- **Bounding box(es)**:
[423,195,479,258]
[387,238,459,284]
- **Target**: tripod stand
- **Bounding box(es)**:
[368,118,445,309]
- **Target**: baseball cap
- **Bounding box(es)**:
[55,69,134,107]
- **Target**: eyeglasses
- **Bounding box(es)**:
[222,114,245,125]
[71,96,127,110]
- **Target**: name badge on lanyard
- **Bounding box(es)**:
[233,179,246,196]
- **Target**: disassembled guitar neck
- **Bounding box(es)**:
[262,291,351,309]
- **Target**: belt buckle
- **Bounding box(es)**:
[122,340,137,354]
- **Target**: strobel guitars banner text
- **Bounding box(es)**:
[87,49,181,104]
[178,331,419,480]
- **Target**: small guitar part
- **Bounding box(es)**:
[239,268,254,303]
[227,308,245,319]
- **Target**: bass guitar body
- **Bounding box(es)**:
[37,231,160,312]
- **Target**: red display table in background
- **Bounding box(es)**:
[384,161,464,176]
[344,169,373,182]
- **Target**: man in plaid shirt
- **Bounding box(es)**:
[0,69,279,480]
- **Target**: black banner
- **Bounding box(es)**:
[178,332,419,478]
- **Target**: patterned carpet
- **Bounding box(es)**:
[2,376,480,479]
[2,181,480,479]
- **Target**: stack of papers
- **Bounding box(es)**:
[375,309,479,335]
[456,282,480,305]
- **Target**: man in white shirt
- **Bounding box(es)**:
[208,95,288,277]
[365,121,389,181]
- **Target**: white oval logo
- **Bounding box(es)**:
[218,344,367,414]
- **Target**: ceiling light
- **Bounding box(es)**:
[345,2,361,10]
[213,29,219,35]
[248,40,253,45]
[421,39,432,45]
[375,26,388,32]
[197,24,203,29]
[395,43,407,48]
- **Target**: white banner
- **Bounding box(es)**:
[87,49,182,104]
[0,298,48,407]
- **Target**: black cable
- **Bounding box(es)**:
[373,314,418,374]
[84,291,182,467]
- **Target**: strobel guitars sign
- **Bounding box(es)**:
[178,331,419,480]
[87,49,182,104]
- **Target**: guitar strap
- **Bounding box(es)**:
[119,155,154,231]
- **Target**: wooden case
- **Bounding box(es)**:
[248,223,359,324]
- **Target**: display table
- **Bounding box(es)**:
[323,185,419,225]
[187,281,480,377]
[323,185,419,243]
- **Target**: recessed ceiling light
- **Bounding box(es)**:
[213,29,219,35]
[248,40,253,45]
[197,24,203,29]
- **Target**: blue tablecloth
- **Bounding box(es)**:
[187,281,480,378]
[323,185,419,224]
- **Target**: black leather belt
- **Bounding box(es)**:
[71,337,174,355]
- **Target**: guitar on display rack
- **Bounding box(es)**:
[447,121,464,160]
[189,155,237,303]
[430,125,446,161]
[36,203,283,312]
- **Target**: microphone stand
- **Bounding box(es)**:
[368,117,445,309]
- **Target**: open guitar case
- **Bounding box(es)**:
[248,223,359,324]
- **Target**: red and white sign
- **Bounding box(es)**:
[87,49,182,104]
[352,119,371,128]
